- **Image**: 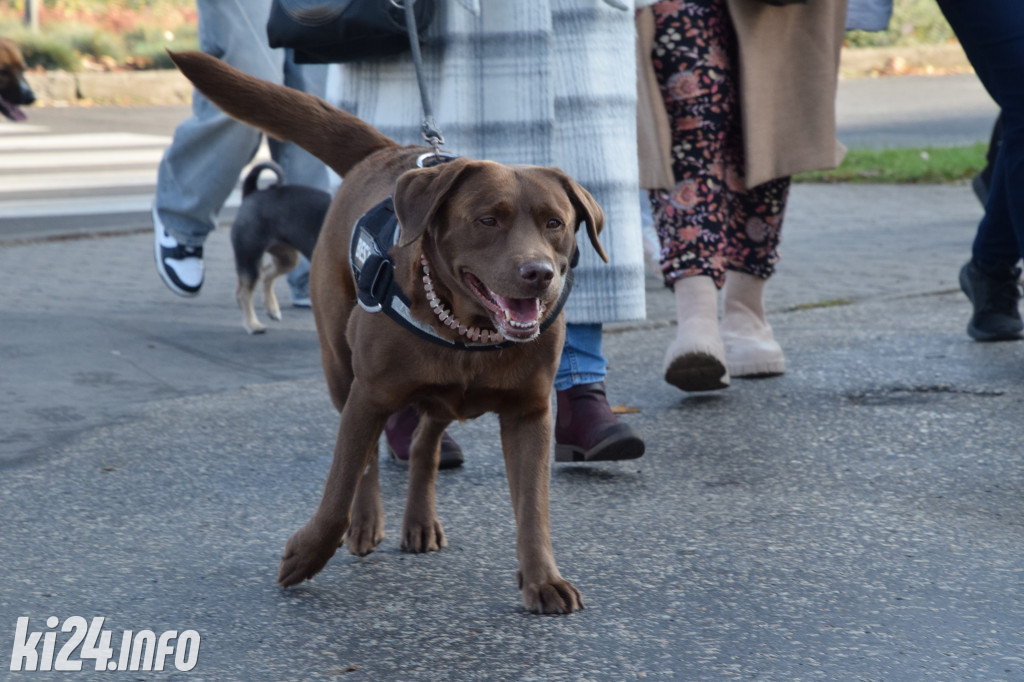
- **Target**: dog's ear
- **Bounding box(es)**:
[393,158,475,247]
[548,168,608,263]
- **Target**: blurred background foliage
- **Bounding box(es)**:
[0,0,956,71]
[846,0,956,48]
[0,0,198,70]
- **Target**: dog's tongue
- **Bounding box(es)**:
[493,293,540,324]
[0,96,26,122]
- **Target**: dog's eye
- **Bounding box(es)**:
[546,218,564,230]
[477,217,498,228]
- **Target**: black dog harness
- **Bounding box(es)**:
[349,196,578,352]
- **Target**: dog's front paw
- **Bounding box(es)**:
[517,572,584,614]
[400,517,446,553]
[344,516,385,556]
[277,521,344,587]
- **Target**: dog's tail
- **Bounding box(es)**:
[242,161,285,198]
[169,50,399,178]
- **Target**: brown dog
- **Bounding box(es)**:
[0,37,36,121]
[170,51,608,614]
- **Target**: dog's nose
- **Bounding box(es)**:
[519,261,554,291]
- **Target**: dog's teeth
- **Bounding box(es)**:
[504,309,512,322]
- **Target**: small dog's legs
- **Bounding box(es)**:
[401,415,450,552]
[278,385,387,587]
[261,244,300,322]
[236,275,265,335]
[500,407,583,614]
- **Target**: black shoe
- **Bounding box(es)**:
[959,259,1024,341]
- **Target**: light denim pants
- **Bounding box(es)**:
[153,0,329,296]
[555,323,608,391]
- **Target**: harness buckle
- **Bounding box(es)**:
[356,254,394,313]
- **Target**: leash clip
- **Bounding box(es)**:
[417,150,459,168]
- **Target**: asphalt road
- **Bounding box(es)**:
[1,75,1020,681]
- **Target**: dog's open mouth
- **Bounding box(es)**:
[0,95,26,122]
[463,271,548,342]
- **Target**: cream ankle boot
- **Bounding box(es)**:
[720,271,785,377]
[663,275,729,391]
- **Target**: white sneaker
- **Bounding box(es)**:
[153,206,204,297]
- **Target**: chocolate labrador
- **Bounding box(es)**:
[170,51,608,613]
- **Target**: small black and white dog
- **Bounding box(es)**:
[231,161,331,334]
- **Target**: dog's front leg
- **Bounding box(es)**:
[278,381,386,587]
[499,407,583,614]
[345,453,385,556]
[401,415,449,553]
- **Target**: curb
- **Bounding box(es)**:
[24,68,192,107]
[22,43,973,108]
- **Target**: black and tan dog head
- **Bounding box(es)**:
[0,37,35,122]
[393,158,606,343]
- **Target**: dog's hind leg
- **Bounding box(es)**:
[278,382,387,587]
[345,450,386,556]
[236,274,266,334]
[261,244,300,322]
[401,415,449,553]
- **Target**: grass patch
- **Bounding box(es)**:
[794,144,987,184]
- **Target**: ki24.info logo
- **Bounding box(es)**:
[10,617,200,672]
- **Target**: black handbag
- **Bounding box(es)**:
[267,0,436,64]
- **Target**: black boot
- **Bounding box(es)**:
[959,259,1024,341]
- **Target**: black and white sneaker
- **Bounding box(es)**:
[153,206,204,297]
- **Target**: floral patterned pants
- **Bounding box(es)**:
[647,0,790,289]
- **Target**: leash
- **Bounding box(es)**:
[348,5,579,350]
[398,0,445,158]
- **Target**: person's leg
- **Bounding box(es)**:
[935,0,1024,340]
[720,176,789,376]
[153,0,284,296]
[973,113,1001,206]
[648,0,737,391]
[554,324,644,463]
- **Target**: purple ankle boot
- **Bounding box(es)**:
[555,382,645,462]
[385,405,464,469]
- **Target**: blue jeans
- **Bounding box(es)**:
[936,0,1024,271]
[555,323,608,391]
[153,0,329,250]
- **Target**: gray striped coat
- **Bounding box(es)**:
[326,0,649,324]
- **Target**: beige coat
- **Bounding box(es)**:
[638,0,849,190]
